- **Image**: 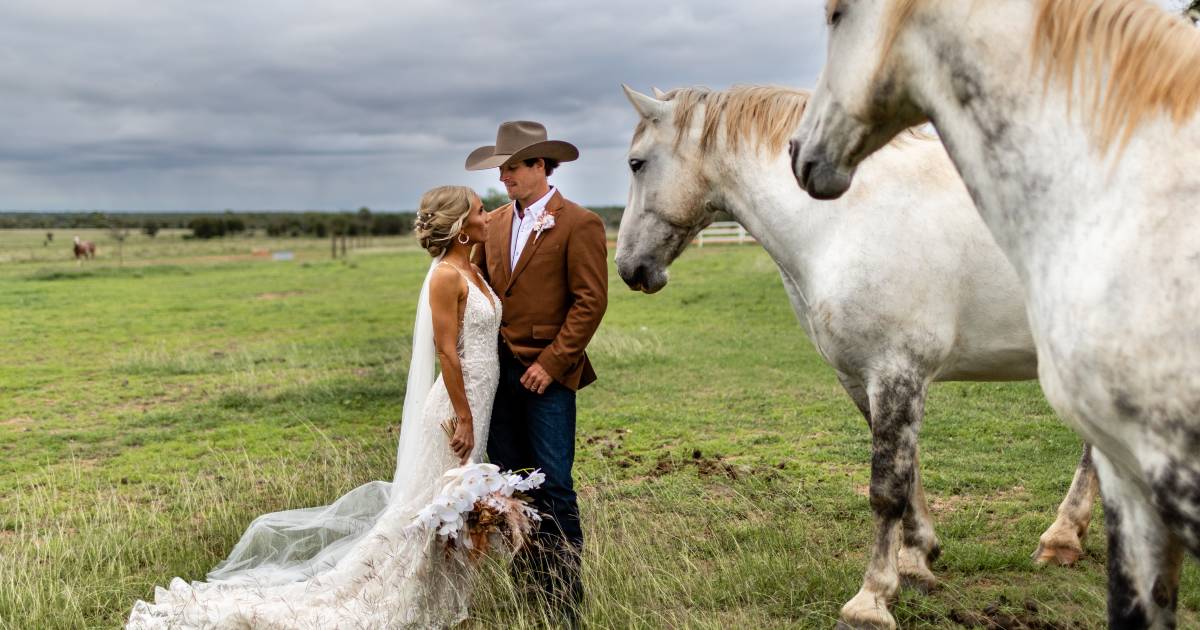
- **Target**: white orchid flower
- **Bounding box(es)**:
[515,469,545,492]
[482,472,505,494]
[413,506,440,529]
[437,519,462,538]
[449,486,476,513]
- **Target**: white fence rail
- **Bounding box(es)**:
[696,221,755,247]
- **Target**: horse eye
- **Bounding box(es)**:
[830,10,843,26]
[629,159,646,173]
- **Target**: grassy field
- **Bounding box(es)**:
[1,230,1196,628]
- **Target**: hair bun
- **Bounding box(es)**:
[414,186,477,257]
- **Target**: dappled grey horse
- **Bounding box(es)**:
[792,1,1200,626]
[618,85,1098,629]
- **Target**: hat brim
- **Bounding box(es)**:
[464,140,579,171]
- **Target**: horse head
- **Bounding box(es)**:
[791,0,929,200]
[616,85,727,293]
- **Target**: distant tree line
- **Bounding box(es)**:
[1,202,628,239]
[0,208,419,240]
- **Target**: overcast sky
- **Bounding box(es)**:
[0,0,828,211]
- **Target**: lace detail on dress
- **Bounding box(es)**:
[127,262,502,629]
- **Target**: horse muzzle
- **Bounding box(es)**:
[793,141,853,200]
[617,259,669,294]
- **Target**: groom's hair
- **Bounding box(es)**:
[522,157,559,177]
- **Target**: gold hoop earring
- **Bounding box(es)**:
[457,232,470,245]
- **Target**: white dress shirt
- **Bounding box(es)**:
[510,186,555,271]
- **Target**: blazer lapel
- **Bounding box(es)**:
[493,203,514,291]
[508,191,563,289]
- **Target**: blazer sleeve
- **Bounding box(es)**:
[537,212,608,380]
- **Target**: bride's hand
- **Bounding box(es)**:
[449,416,474,463]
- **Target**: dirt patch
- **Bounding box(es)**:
[930,485,1029,514]
[582,433,787,481]
[256,291,304,300]
[1,416,33,429]
[948,597,1078,629]
[648,448,782,482]
[582,429,643,469]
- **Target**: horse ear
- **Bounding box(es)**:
[652,87,668,99]
[622,84,667,121]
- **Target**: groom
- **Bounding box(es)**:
[466,121,608,623]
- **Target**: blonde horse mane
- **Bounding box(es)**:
[1033,0,1200,151]
[881,0,1200,153]
[642,85,812,155]
[632,84,934,155]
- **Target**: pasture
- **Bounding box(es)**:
[0,231,1196,628]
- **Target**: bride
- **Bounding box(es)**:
[128,185,502,629]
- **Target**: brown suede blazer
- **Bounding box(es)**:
[473,190,608,391]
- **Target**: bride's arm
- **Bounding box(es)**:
[428,265,474,461]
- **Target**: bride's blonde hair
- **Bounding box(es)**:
[414,185,477,257]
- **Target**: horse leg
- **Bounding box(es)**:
[838,372,941,593]
[836,372,872,421]
[838,371,926,630]
[1032,441,1099,566]
[898,448,940,593]
[1093,449,1184,629]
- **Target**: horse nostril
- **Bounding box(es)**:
[798,159,815,190]
[619,263,645,290]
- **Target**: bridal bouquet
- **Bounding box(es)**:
[409,463,544,561]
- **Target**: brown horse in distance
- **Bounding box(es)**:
[73,236,96,262]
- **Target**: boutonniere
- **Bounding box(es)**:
[532,212,556,240]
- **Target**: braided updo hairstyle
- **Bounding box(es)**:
[413,185,477,257]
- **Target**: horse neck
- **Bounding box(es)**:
[906,2,1128,279]
[710,147,829,286]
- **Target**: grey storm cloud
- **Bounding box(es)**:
[1,0,828,210]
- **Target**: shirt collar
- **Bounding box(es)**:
[515,186,555,221]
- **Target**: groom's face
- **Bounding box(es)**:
[498,159,546,202]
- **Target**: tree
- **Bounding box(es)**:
[481,188,510,211]
[188,217,225,239]
[141,221,161,238]
[357,206,372,246]
[108,215,130,266]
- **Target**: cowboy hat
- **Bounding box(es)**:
[465,120,579,171]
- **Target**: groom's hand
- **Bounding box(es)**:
[520,362,553,395]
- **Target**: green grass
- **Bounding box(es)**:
[0,233,1195,628]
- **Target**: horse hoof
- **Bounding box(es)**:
[836,613,897,630]
[1032,539,1082,566]
[839,591,897,630]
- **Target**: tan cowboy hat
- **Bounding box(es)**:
[464,120,579,171]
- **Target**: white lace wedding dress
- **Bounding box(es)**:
[127,259,501,629]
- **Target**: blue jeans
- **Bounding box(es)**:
[487,349,582,614]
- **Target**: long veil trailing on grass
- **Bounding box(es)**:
[204,255,443,585]
[130,250,501,628]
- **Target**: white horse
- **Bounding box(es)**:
[794,1,1200,627]
[618,84,1100,629]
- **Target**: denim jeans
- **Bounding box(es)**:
[487,349,582,616]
